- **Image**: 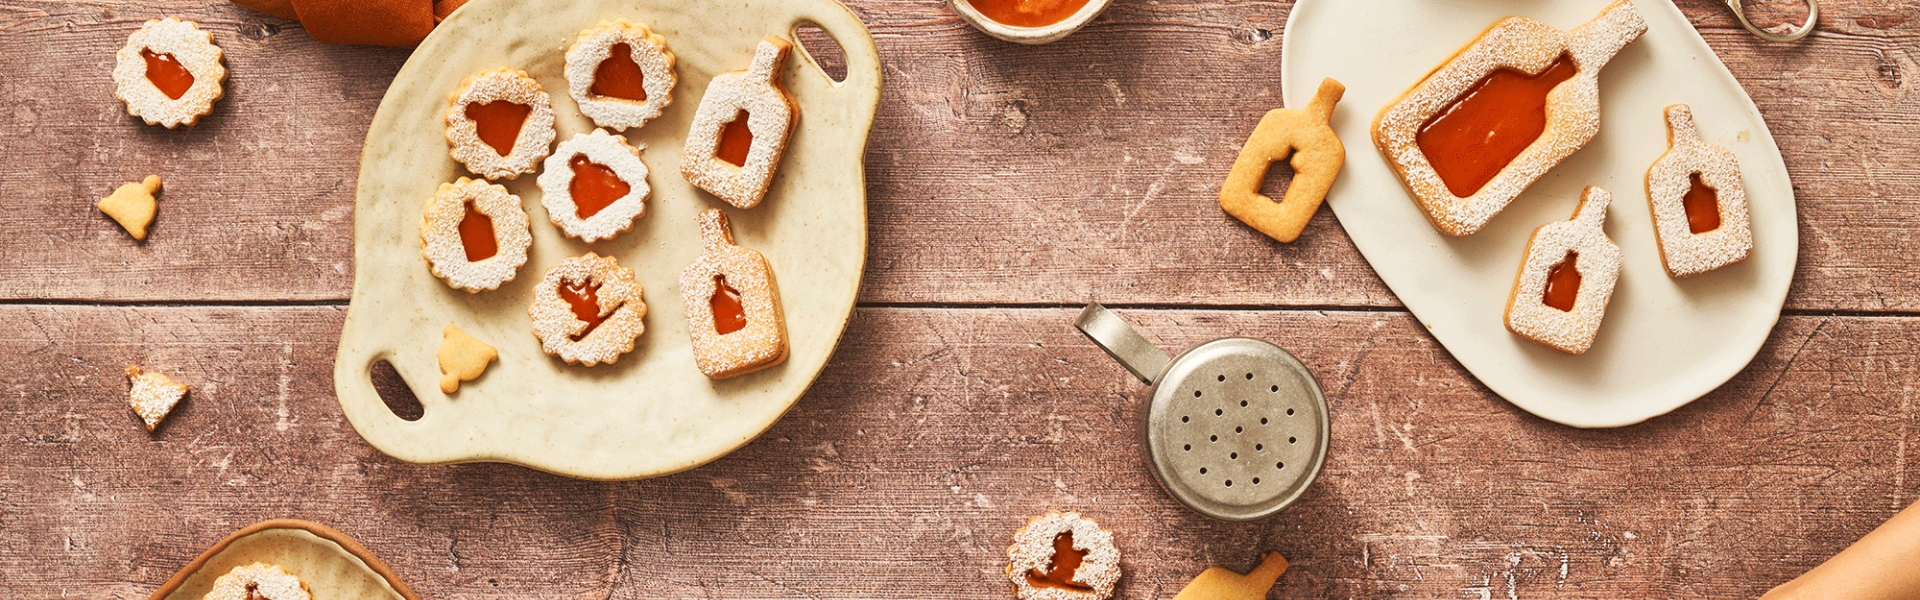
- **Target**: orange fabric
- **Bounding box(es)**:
[230,0,472,48]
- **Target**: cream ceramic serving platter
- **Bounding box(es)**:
[150,520,420,600]
[335,0,880,478]
[1282,0,1796,427]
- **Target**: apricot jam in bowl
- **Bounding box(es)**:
[949,0,1110,45]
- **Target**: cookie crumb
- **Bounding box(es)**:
[124,364,186,432]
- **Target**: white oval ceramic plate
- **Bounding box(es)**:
[1282,0,1797,427]
[334,0,881,478]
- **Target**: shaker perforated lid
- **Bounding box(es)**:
[1075,303,1330,521]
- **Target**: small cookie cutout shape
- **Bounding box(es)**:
[1219,78,1345,243]
[538,130,651,242]
[98,175,163,240]
[1646,104,1753,277]
[1171,552,1289,600]
[1373,0,1646,236]
[438,325,498,393]
[113,18,226,128]
[680,36,800,209]
[1006,511,1121,600]
[420,177,531,292]
[446,68,557,180]
[680,209,788,379]
[124,365,187,432]
[206,563,312,600]
[1504,186,1623,355]
[567,21,677,131]
[530,253,647,366]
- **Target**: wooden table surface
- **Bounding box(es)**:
[4,0,1914,597]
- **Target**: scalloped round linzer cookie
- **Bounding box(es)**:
[420,177,532,292]
[530,253,647,366]
[112,17,226,128]
[206,562,312,600]
[1006,511,1121,600]
[445,68,557,180]
[566,20,677,132]
[537,129,650,242]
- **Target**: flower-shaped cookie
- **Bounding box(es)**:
[1006,511,1121,600]
[113,17,226,128]
[1646,104,1752,277]
[206,563,311,600]
[420,177,532,292]
[445,68,557,180]
[530,253,647,366]
[538,130,650,242]
[1504,186,1623,355]
[680,209,787,379]
[680,35,799,209]
[566,21,677,131]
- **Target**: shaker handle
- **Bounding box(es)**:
[1074,303,1172,385]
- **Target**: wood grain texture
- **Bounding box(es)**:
[0,1,1915,310]
[3,305,1913,598]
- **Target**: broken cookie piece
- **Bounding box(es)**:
[124,364,187,431]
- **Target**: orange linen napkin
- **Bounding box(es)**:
[230,0,470,48]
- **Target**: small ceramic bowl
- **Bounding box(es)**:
[948,0,1113,45]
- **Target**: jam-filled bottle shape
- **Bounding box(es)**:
[679,208,788,379]
[1372,0,1647,237]
[1503,186,1623,355]
[1644,104,1753,278]
[679,36,800,210]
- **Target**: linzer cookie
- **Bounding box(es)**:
[680,209,787,379]
[1373,0,1646,236]
[680,36,799,209]
[537,130,650,242]
[1646,104,1752,277]
[530,253,647,366]
[1006,511,1120,600]
[206,563,311,600]
[1504,186,1623,355]
[112,17,226,128]
[124,365,186,432]
[445,68,556,180]
[566,21,677,131]
[420,177,532,293]
[1219,78,1346,243]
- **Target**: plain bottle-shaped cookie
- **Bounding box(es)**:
[1219,78,1346,243]
[1503,186,1623,355]
[679,36,799,209]
[680,209,787,379]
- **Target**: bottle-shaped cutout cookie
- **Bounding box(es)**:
[679,36,799,209]
[1219,78,1346,243]
[1645,104,1752,277]
[1373,0,1647,237]
[1503,186,1623,355]
[679,209,787,379]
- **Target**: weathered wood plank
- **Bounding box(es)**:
[3,305,1912,598]
[2,1,1918,311]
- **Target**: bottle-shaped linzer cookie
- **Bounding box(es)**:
[1373,0,1646,237]
[680,209,788,379]
[679,36,799,210]
[1645,104,1752,277]
[1503,186,1623,355]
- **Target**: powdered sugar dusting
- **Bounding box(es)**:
[680,209,787,379]
[1005,511,1121,600]
[1646,104,1752,277]
[112,18,225,128]
[1504,186,1623,355]
[530,253,647,366]
[539,130,651,242]
[445,68,557,180]
[124,365,186,432]
[206,562,310,600]
[420,177,532,292]
[679,36,798,209]
[566,21,677,131]
[1372,0,1645,236]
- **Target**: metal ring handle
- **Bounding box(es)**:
[1726,0,1818,42]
